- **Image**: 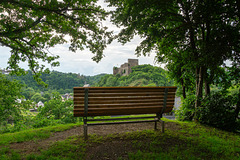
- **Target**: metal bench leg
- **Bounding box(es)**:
[161,120,165,133]
[154,121,157,130]
[154,113,161,130]
[84,124,88,140]
[83,118,88,140]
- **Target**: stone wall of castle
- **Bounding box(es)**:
[113,59,139,76]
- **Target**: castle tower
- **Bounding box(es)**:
[113,59,139,76]
[127,59,139,74]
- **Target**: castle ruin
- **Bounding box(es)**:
[113,59,139,76]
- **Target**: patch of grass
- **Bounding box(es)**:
[0,147,21,160]
[25,136,86,160]
[88,114,158,124]
[0,123,81,145]
[88,134,105,143]
[172,120,240,159]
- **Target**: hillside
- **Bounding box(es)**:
[6,65,174,98]
[1,118,239,160]
[97,64,174,87]
[7,71,106,93]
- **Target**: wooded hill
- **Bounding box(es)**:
[7,71,106,93]
[7,64,173,93]
[96,64,174,87]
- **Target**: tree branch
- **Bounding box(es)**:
[0,17,43,37]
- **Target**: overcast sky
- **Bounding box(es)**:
[0,1,161,76]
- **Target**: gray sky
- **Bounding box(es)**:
[0,1,161,76]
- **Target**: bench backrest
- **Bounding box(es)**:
[73,87,177,117]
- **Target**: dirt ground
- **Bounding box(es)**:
[9,121,181,159]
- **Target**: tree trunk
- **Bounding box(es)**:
[194,67,203,120]
[203,67,210,96]
[180,78,186,99]
[204,80,210,96]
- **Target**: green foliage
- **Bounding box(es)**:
[0,73,29,128]
[1,0,112,79]
[37,92,76,124]
[177,90,240,132]
[97,64,174,87]
[31,118,61,129]
[21,87,35,100]
[176,95,196,121]
[197,92,239,131]
[7,71,106,97]
[31,93,45,103]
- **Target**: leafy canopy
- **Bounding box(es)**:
[0,0,112,80]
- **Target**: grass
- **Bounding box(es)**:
[25,136,86,160]
[0,118,239,160]
[0,123,81,145]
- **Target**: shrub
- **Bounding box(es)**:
[197,92,239,131]
[176,95,196,121]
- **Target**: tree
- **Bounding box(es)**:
[21,87,36,100]
[0,73,23,125]
[31,92,45,103]
[38,92,75,123]
[0,0,112,80]
[106,0,240,120]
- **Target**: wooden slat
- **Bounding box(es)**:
[74,106,173,116]
[74,88,177,93]
[74,98,175,105]
[74,86,177,90]
[74,102,175,109]
[74,105,174,109]
[74,94,176,100]
[73,95,176,104]
[75,90,176,94]
[74,92,176,97]
[73,87,177,94]
[77,88,176,93]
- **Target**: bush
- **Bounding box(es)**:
[176,95,196,121]
[197,92,239,131]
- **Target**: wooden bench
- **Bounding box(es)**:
[73,86,177,140]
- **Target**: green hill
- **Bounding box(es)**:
[97,64,174,87]
[7,71,106,93]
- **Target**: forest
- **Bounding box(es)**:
[7,71,106,94]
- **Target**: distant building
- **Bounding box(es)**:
[113,59,139,76]
[36,101,44,107]
[61,93,73,100]
[30,101,44,112]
